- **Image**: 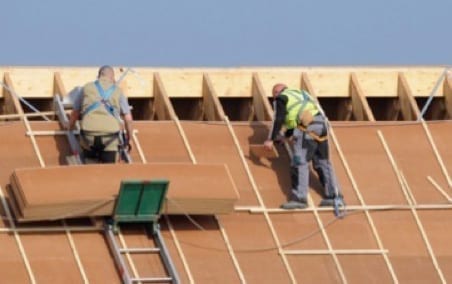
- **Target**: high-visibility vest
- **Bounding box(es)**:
[282,89,318,129]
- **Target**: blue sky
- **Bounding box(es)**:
[0,0,451,67]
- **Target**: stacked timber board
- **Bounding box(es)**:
[9,163,239,222]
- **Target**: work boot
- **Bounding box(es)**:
[280,200,307,210]
[319,196,345,207]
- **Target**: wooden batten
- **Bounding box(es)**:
[153,73,177,120]
[350,73,375,121]
[3,73,23,117]
[397,73,420,121]
[442,74,452,118]
[202,73,225,121]
[251,73,272,121]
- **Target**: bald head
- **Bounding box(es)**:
[97,65,115,82]
[272,83,287,98]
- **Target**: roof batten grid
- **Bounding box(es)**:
[130,75,195,284]
[377,131,447,283]
[199,74,247,282]
[172,113,245,283]
[303,72,399,283]
[20,101,89,282]
[224,115,297,283]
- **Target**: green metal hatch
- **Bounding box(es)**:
[113,179,169,225]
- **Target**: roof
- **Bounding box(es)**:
[0,66,451,283]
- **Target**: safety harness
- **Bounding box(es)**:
[81,81,123,156]
[285,90,328,142]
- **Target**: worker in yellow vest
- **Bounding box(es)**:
[263,83,344,209]
[68,65,133,163]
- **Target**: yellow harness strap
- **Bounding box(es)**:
[297,125,328,142]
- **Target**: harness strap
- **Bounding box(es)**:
[80,130,120,151]
[82,81,118,118]
[286,90,317,123]
[297,124,328,142]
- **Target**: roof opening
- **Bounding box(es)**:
[367,97,404,121]
[171,97,203,120]
[415,97,450,120]
[219,97,254,121]
[318,97,354,121]
[128,98,155,120]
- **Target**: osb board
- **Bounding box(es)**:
[167,215,242,283]
[20,232,84,283]
[231,123,291,208]
[333,125,407,205]
[0,233,30,283]
[380,123,449,203]
[31,121,71,167]
[133,122,193,163]
[249,144,279,159]
[217,212,292,283]
[372,210,443,283]
[425,121,452,189]
[12,163,239,218]
[0,122,41,189]
[180,121,258,207]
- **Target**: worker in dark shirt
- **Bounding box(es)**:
[263,83,344,209]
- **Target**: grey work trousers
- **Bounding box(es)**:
[290,115,339,202]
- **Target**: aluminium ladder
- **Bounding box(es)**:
[105,180,180,284]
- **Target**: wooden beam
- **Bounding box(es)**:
[202,73,225,121]
[397,72,420,120]
[443,73,452,118]
[251,73,273,121]
[3,73,24,117]
[350,73,375,121]
[153,73,177,120]
[301,72,316,98]
[53,72,67,97]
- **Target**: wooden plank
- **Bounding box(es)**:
[207,71,253,97]
[53,72,67,97]
[350,73,375,121]
[10,163,240,221]
[306,70,350,97]
[249,144,278,158]
[7,68,53,98]
[404,68,445,97]
[202,73,225,121]
[3,73,24,117]
[159,71,203,98]
[257,69,303,100]
[355,70,399,97]
[397,72,421,121]
[153,73,177,120]
[251,73,273,121]
[444,73,452,118]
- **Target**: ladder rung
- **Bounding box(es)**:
[119,247,160,253]
[131,276,173,282]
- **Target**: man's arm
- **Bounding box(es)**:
[264,95,287,150]
[67,87,83,130]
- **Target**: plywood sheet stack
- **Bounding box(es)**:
[9,163,239,222]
